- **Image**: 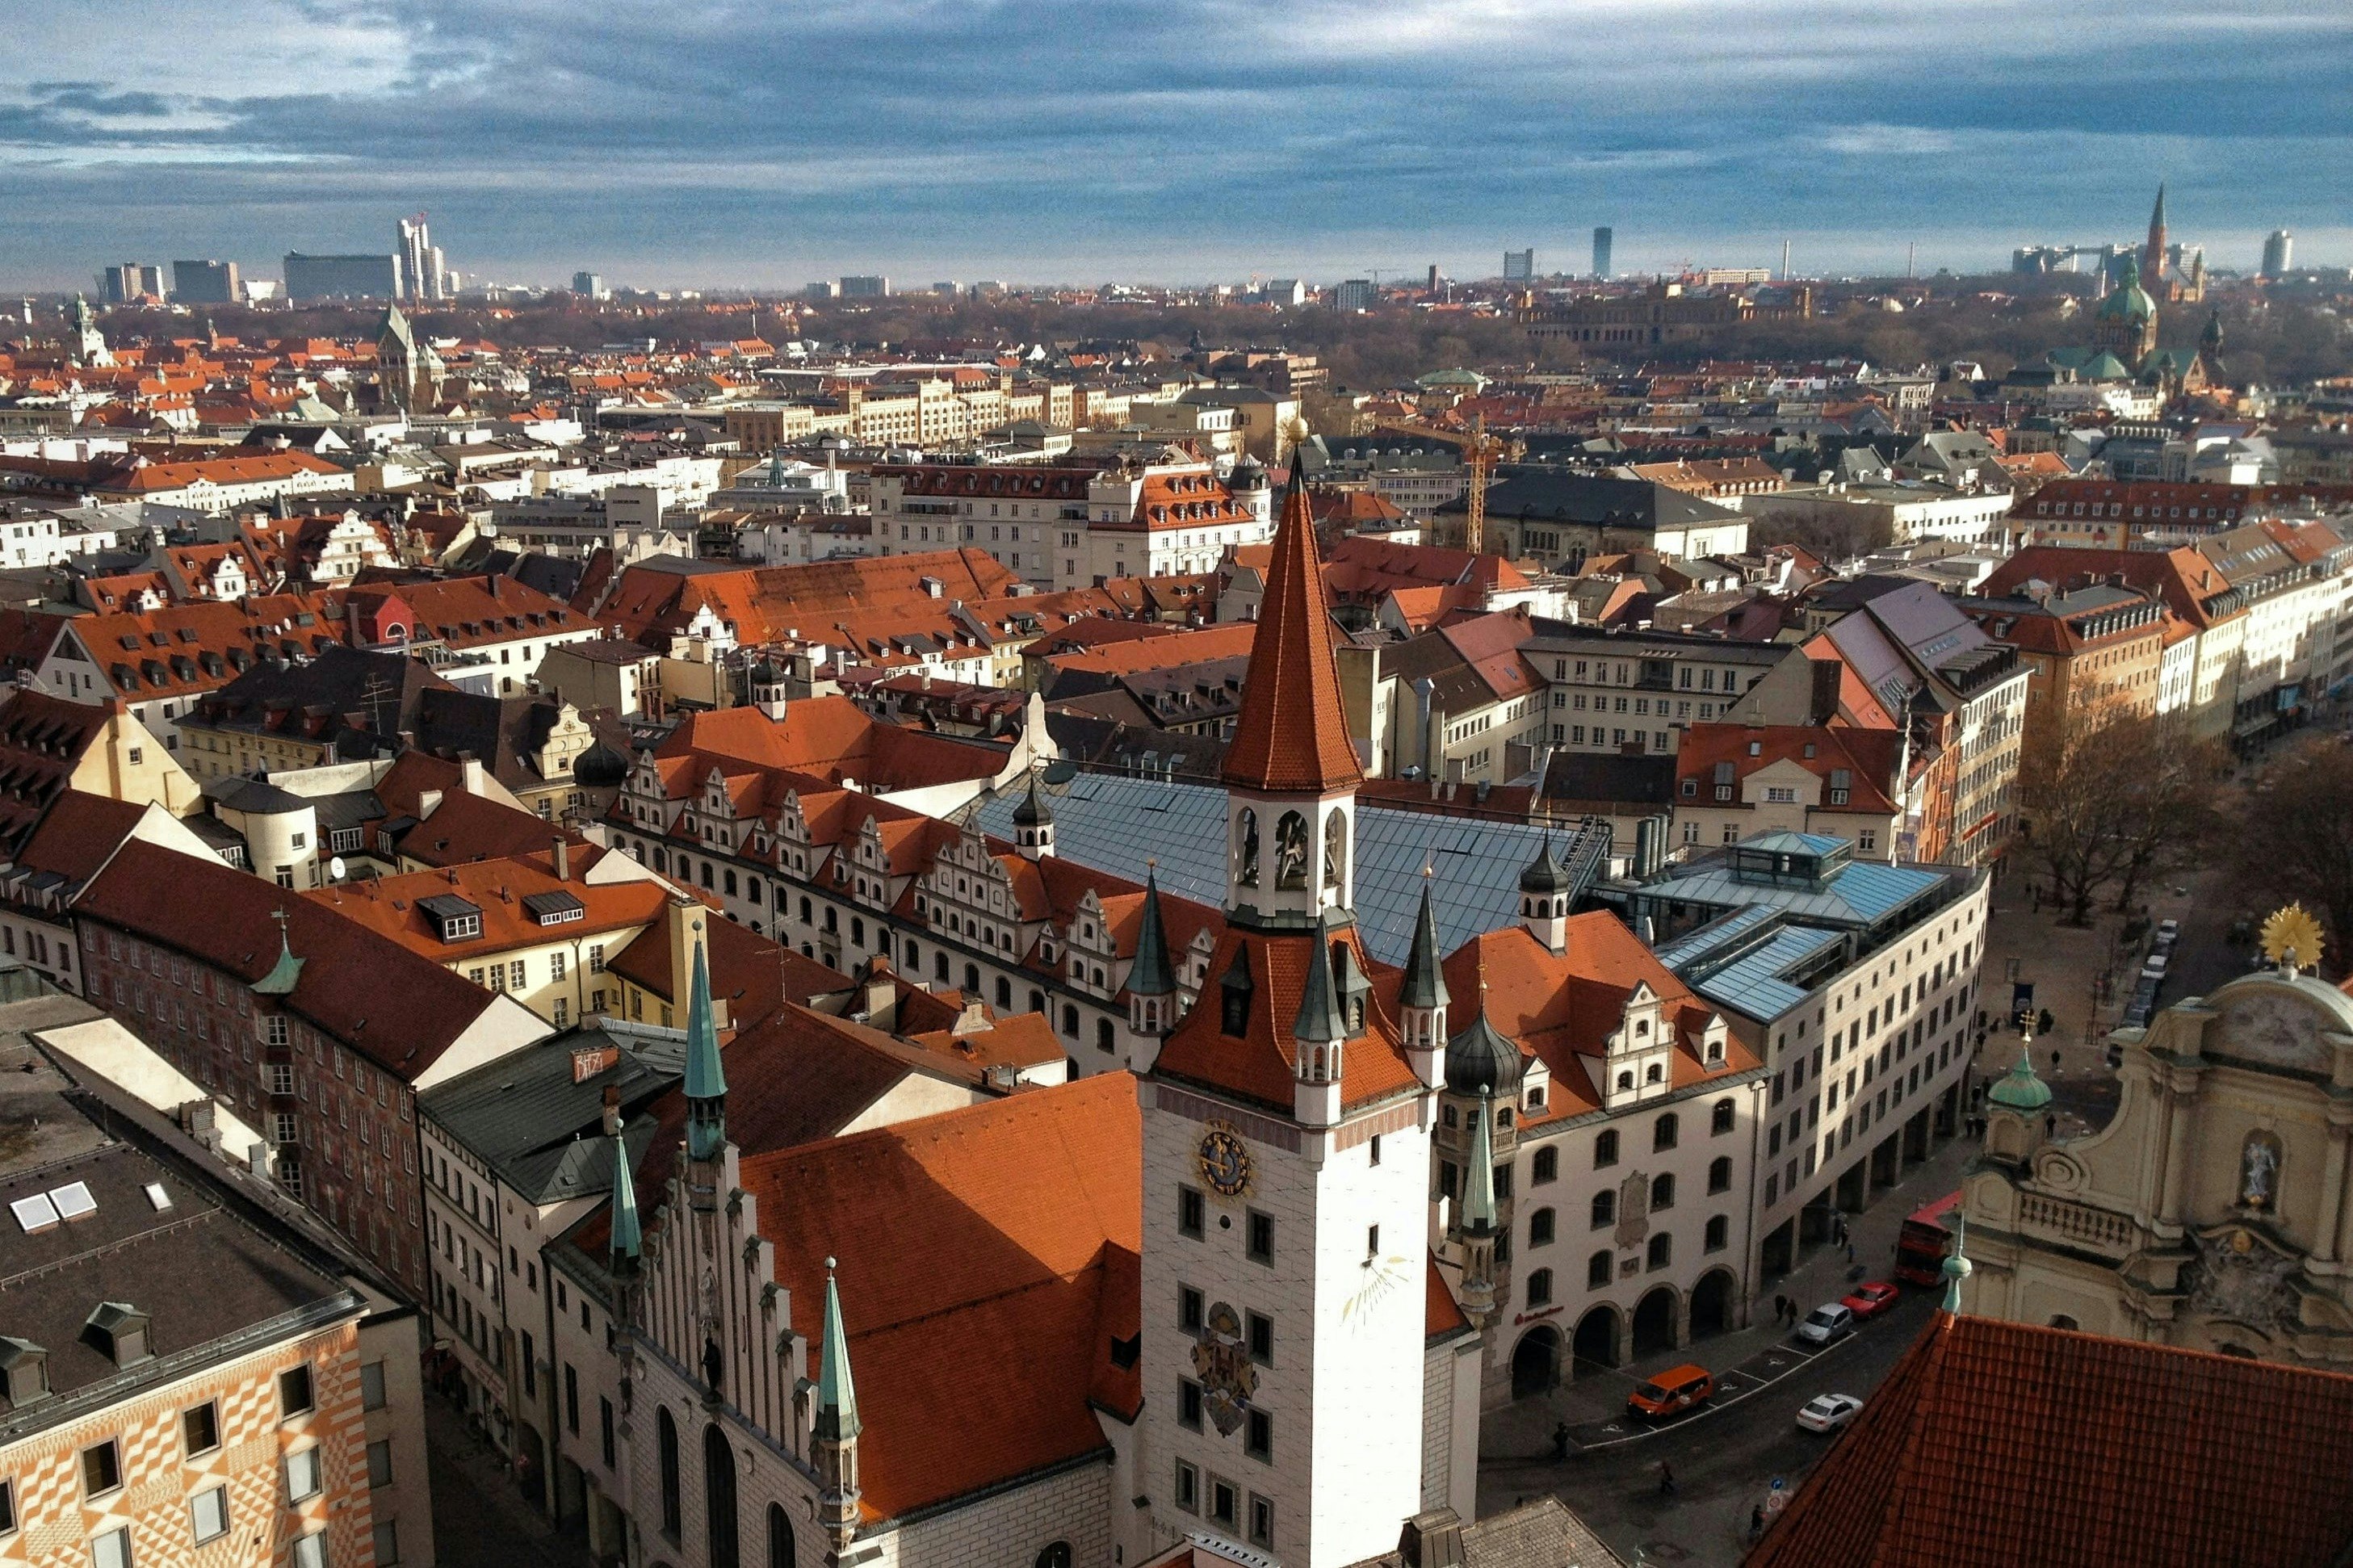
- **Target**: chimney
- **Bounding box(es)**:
[417,788,444,819]
[552,835,571,882]
[600,1083,623,1132]
[1400,1511,1466,1568]
[460,755,485,795]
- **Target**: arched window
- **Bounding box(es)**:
[1617,1071,1634,1092]
[768,1503,795,1568]
[933,952,949,983]
[2048,1314,2079,1331]
[1322,807,1348,891]
[905,938,921,965]
[1650,1173,1676,1210]
[1029,989,1045,1015]
[1096,1018,1116,1054]
[1708,1156,1732,1194]
[1497,1107,1514,1128]
[1644,1063,1663,1084]
[1594,1130,1619,1168]
[964,962,981,994]
[1525,1268,1554,1307]
[1646,1233,1672,1270]
[1704,1215,1729,1252]
[799,896,812,923]
[1037,1545,1072,1568]
[1588,1250,1613,1289]
[850,917,865,945]
[1274,811,1309,889]
[1532,1146,1558,1184]
[1590,1190,1616,1230]
[1060,1004,1079,1038]
[704,1423,740,1568]
[1711,1097,1736,1134]
[996,976,1013,1008]
[657,1408,681,1538]
[1654,1113,1680,1151]
[1529,1206,1555,1246]
[1235,808,1260,887]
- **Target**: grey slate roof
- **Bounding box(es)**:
[417,1021,687,1204]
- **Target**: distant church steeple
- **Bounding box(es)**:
[2144,183,2169,283]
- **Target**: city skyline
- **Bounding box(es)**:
[4,0,2349,291]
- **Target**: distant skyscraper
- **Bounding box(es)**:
[2263,230,2294,279]
[573,271,608,300]
[838,275,891,299]
[396,215,447,301]
[1502,249,1535,283]
[1334,278,1376,312]
[98,264,162,303]
[1592,227,1613,279]
[171,259,241,305]
[283,252,401,301]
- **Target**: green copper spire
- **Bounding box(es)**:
[1463,1088,1499,1235]
[254,908,304,996]
[683,933,726,1160]
[1293,909,1347,1047]
[816,1258,860,1441]
[607,1130,641,1274]
[1941,1213,1973,1314]
[1986,1042,2052,1113]
[1126,870,1176,998]
[1399,873,1450,1012]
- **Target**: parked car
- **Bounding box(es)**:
[1797,1302,1856,1345]
[1796,1393,1864,1433]
[1626,1363,1716,1420]
[1841,1281,1900,1319]
[2156,918,2179,941]
[2142,953,2170,978]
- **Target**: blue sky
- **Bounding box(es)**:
[5,0,2347,291]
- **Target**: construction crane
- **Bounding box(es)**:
[1459,413,1508,555]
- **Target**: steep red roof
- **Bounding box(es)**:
[736,1075,1141,1521]
[1220,470,1362,794]
[1750,1313,2353,1568]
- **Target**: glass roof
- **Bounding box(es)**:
[972,770,1613,966]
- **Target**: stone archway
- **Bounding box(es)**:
[1571,1304,1620,1375]
[1689,1268,1738,1340]
[1511,1325,1563,1399]
[1631,1285,1680,1356]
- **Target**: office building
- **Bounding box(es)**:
[839,275,891,298]
[572,270,608,300]
[1335,277,1376,311]
[396,215,447,302]
[97,263,162,304]
[283,252,402,301]
[1503,248,1536,283]
[2263,229,2294,279]
[170,258,242,305]
[1592,227,1614,279]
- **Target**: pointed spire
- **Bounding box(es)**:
[1293,910,1348,1047]
[1940,1213,1973,1313]
[255,907,304,996]
[683,935,727,1159]
[1220,460,1362,794]
[816,1258,860,1441]
[1463,1089,1499,1234]
[607,1129,642,1275]
[1128,867,1176,998]
[1399,871,1450,1012]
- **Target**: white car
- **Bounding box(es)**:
[1796,1393,1863,1433]
[2157,919,2179,941]
[1797,1302,1856,1344]
[2143,954,2170,978]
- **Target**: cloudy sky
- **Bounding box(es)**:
[6,0,2347,290]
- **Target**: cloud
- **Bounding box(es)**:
[2,0,2347,285]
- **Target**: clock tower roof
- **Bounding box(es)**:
[1221,463,1363,796]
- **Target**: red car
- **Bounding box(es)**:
[1841,1281,1899,1319]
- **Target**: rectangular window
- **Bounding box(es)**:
[191,1486,230,1544]
[367,1440,393,1489]
[1210,1478,1239,1528]
[1174,1461,1200,1513]
[359,1361,387,1412]
[292,1533,327,1568]
[564,1364,580,1434]
[1246,1408,1273,1462]
[0,1478,13,1536]
[1247,1311,1273,1365]
[1179,1378,1204,1430]
[285,1447,322,1503]
[1247,1210,1274,1265]
[1179,1285,1204,1333]
[1178,1184,1205,1238]
[372,1524,400,1567]
[601,1398,617,1469]
[90,1528,132,1568]
[279,1364,315,1417]
[184,1400,220,1454]
[82,1440,122,1498]
[1249,1494,1276,1549]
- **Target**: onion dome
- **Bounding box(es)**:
[1230,454,1269,490]
[1519,836,1572,896]
[573,738,631,790]
[1986,1045,2052,1112]
[1012,771,1052,827]
[1445,1007,1522,1097]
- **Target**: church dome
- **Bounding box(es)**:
[1986,1046,2053,1112]
[1519,838,1572,896]
[2096,258,2156,324]
[1445,1011,1523,1097]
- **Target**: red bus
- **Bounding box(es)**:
[1894,1190,1963,1286]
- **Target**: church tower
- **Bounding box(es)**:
[2144,184,2169,285]
[1140,464,1441,1567]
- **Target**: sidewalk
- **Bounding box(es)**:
[1481,1130,1982,1461]
[424,1391,593,1568]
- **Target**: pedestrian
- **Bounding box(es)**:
[1846,1239,1856,1264]
[1751,1504,1767,1541]
[2050,1047,2062,1076]
[1658,1461,1676,1496]
[1551,1422,1570,1461]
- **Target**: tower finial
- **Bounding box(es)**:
[683,929,726,1161]
[608,1125,642,1275]
[1940,1212,1973,1314]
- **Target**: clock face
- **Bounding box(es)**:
[1198,1124,1252,1197]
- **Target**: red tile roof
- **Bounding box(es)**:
[1221,472,1362,794]
[305,853,670,963]
[0,691,117,858]
[1750,1312,2353,1568]
[1674,724,1902,818]
[736,1075,1140,1521]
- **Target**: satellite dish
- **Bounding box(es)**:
[328,856,347,881]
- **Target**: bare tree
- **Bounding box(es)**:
[2225,744,2353,972]
[2019,710,2218,925]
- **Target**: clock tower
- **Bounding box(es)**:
[1138,464,1445,1567]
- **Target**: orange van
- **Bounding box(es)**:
[1626,1363,1715,1419]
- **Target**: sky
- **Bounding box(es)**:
[4,0,2349,291]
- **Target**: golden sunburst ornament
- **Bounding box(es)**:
[2259,904,2325,979]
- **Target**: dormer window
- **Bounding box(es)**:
[82,1303,150,1368]
[418,895,482,942]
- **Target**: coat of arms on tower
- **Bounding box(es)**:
[1191,1301,1257,1436]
